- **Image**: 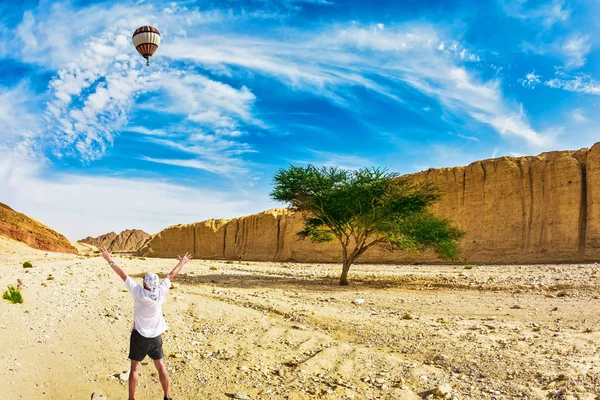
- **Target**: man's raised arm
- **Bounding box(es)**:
[100,247,127,282]
[167,252,192,281]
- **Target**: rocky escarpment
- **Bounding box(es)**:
[80,229,150,253]
[139,143,600,264]
[0,202,77,254]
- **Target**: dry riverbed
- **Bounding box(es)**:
[1,236,599,399]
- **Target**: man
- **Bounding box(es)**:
[100,247,192,400]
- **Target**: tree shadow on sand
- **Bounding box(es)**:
[130,270,597,294]
[130,271,520,293]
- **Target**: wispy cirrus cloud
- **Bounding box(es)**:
[560,34,591,68]
[164,23,546,148]
[500,0,571,27]
[522,34,592,69]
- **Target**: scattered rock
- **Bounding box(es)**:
[291,324,307,330]
[238,365,249,371]
[118,371,129,381]
[91,394,107,400]
[511,304,523,309]
[234,391,250,399]
[353,299,365,305]
[402,313,415,320]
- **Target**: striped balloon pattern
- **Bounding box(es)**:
[132,26,161,66]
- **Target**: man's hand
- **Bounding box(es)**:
[101,247,127,282]
[178,252,193,265]
[168,252,193,281]
[100,247,113,263]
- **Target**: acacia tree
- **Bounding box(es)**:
[271,165,464,285]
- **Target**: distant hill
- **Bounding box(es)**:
[79,229,150,253]
[0,202,77,254]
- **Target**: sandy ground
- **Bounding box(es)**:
[1,236,600,400]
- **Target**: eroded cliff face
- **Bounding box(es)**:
[138,143,600,263]
[0,202,77,254]
[80,229,150,253]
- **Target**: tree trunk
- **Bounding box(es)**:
[339,258,352,285]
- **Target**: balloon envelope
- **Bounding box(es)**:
[132,26,161,66]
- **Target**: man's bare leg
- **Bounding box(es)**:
[154,358,170,398]
[129,360,141,400]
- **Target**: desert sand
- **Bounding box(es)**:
[1,235,599,399]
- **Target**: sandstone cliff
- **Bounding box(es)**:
[138,143,600,263]
[0,202,77,254]
[80,229,150,253]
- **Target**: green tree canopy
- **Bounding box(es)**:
[271,165,464,285]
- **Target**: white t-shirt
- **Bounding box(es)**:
[124,276,171,338]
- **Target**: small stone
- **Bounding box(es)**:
[353,299,365,305]
[118,371,129,381]
[91,394,108,400]
[402,313,415,320]
[556,291,568,297]
[432,384,452,398]
[292,324,307,330]
[238,366,249,371]
[375,377,386,384]
[511,304,523,309]
[234,391,250,400]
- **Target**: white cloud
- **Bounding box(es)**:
[571,109,588,123]
[294,149,374,170]
[545,71,600,95]
[450,132,480,142]
[560,34,591,68]
[522,34,591,69]
[142,157,248,175]
[520,71,541,88]
[501,0,571,27]
[0,81,40,140]
[0,148,271,240]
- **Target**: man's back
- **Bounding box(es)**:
[125,276,171,338]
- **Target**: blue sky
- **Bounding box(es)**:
[0,0,599,240]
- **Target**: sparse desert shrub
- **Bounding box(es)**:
[139,257,146,260]
[2,285,23,304]
[93,250,100,254]
[463,265,475,270]
[47,275,55,281]
[209,266,218,271]
[22,261,33,268]
[128,256,134,260]
[225,260,234,264]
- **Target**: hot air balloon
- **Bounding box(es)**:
[132,26,161,66]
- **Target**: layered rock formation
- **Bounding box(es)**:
[0,202,77,254]
[139,143,600,264]
[80,229,150,253]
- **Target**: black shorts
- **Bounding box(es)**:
[128,330,164,361]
